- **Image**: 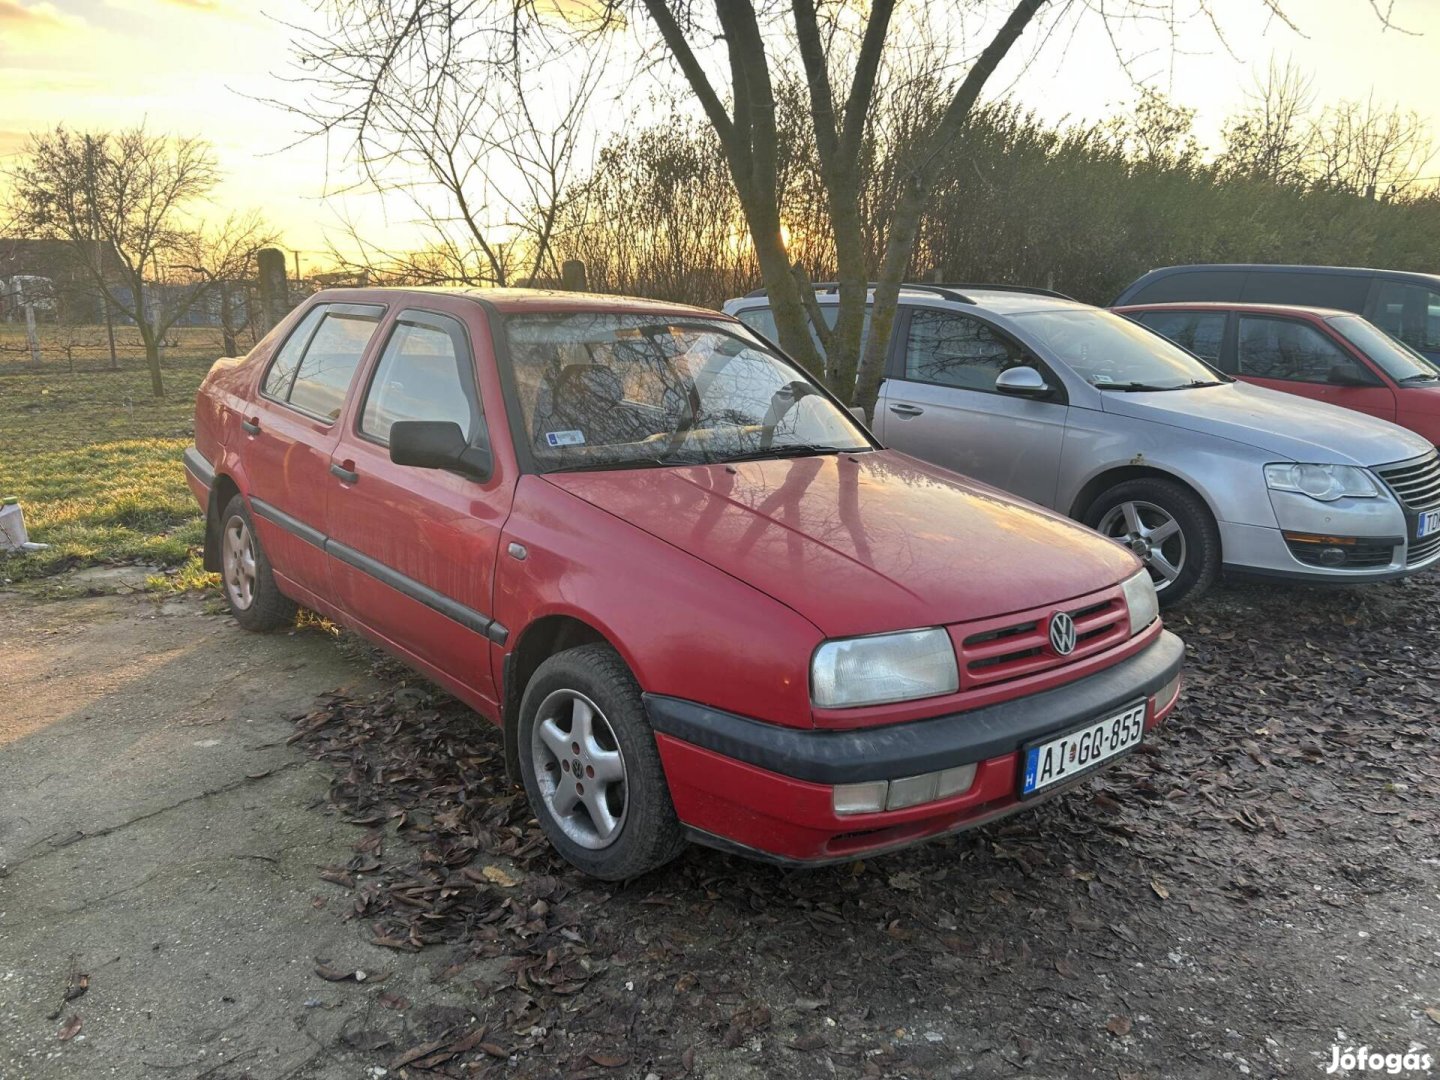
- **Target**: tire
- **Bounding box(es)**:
[517,644,686,880]
[1084,478,1220,606]
[218,493,297,632]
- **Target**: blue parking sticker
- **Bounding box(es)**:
[546,430,585,447]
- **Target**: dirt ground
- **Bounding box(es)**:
[2,571,1439,1080]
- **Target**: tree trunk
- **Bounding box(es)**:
[139,325,165,398]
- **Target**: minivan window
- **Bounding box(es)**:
[1134,311,1226,362]
[1010,308,1223,390]
[1240,271,1369,311]
[1235,315,1366,385]
[1371,280,1440,353]
[1328,315,1440,383]
[361,314,479,442]
[287,307,385,420]
[1131,270,1246,303]
[904,309,1024,390]
[504,314,870,471]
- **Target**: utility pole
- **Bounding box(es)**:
[84,134,119,371]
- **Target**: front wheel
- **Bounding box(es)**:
[219,494,297,631]
[1085,478,1220,606]
[517,644,686,880]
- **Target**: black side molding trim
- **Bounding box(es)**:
[250,497,327,550]
[248,496,507,641]
[182,446,215,490]
[644,630,1185,785]
[326,539,496,638]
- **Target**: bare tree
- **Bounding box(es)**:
[287,1,1404,414]
[1217,59,1316,186]
[1311,96,1432,201]
[7,126,273,395]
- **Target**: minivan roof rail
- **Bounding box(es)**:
[741,281,1075,303]
[742,281,975,303]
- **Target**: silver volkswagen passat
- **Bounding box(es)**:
[725,286,1440,603]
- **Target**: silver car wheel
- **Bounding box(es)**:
[222,516,258,611]
[1098,499,1186,592]
[530,689,628,850]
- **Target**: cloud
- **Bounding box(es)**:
[0,0,82,26]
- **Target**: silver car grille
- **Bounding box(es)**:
[1377,451,1440,512]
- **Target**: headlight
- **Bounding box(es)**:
[1264,463,1379,502]
[1120,569,1159,635]
[811,628,959,708]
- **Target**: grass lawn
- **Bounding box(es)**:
[0,349,217,583]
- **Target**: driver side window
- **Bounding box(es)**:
[903,310,1022,391]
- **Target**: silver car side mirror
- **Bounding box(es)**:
[995,366,1052,399]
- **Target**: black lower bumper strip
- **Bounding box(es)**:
[644,630,1184,784]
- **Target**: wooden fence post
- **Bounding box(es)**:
[24,303,41,369]
[561,259,588,292]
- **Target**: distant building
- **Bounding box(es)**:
[0,238,125,323]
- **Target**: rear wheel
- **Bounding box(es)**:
[1085,478,1220,605]
[219,494,297,631]
[517,644,686,880]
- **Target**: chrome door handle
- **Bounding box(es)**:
[889,403,924,416]
[330,462,359,484]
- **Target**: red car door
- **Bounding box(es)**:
[1233,313,1397,421]
[323,302,512,713]
[243,302,386,599]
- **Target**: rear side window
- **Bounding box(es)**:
[262,306,325,398]
[1129,270,1246,303]
[1241,271,1368,312]
[361,313,479,443]
[903,309,1022,391]
[734,303,871,357]
[1135,311,1226,362]
[1371,280,1440,353]
[1236,316,1362,384]
[285,306,384,420]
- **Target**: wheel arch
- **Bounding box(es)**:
[502,613,614,783]
[203,472,242,572]
[1068,464,1221,529]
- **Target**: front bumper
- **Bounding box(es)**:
[646,629,1185,866]
[1219,519,1440,584]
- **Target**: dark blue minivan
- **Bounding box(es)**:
[1113,265,1440,365]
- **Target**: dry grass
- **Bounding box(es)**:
[0,341,221,582]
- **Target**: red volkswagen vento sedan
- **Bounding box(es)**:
[184,288,1184,879]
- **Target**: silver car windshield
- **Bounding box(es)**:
[1012,308,1225,391]
[503,314,871,472]
[1327,315,1440,383]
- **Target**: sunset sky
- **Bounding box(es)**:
[4,0,1439,268]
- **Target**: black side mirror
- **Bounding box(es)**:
[389,420,492,481]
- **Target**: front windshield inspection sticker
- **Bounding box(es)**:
[545,430,586,447]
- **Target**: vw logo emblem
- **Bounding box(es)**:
[1048,611,1077,656]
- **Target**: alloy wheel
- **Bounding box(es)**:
[222,516,258,611]
[530,689,629,850]
[1097,499,1187,592]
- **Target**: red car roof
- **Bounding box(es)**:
[1114,300,1353,320]
[305,285,731,320]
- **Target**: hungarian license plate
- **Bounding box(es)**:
[1419,510,1440,539]
[1020,701,1147,798]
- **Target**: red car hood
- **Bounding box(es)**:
[544,450,1139,637]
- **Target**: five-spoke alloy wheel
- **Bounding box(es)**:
[1085,477,1220,605]
[218,494,297,631]
[518,644,685,880]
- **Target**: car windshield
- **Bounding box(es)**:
[1327,315,1440,383]
[1012,308,1226,390]
[503,313,871,472]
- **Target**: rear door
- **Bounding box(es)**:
[876,306,1068,508]
[1232,313,1396,421]
[324,303,511,710]
[243,302,385,598]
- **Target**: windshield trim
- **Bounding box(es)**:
[480,305,879,477]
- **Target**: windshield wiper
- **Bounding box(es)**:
[1399,372,1440,384]
[548,451,709,474]
[718,444,866,464]
[1094,381,1181,392]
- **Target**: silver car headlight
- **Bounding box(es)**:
[1120,569,1159,636]
[811,628,959,709]
[1264,463,1379,503]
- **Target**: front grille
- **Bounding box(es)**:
[1377,451,1440,511]
[958,591,1128,690]
[1409,531,1440,565]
